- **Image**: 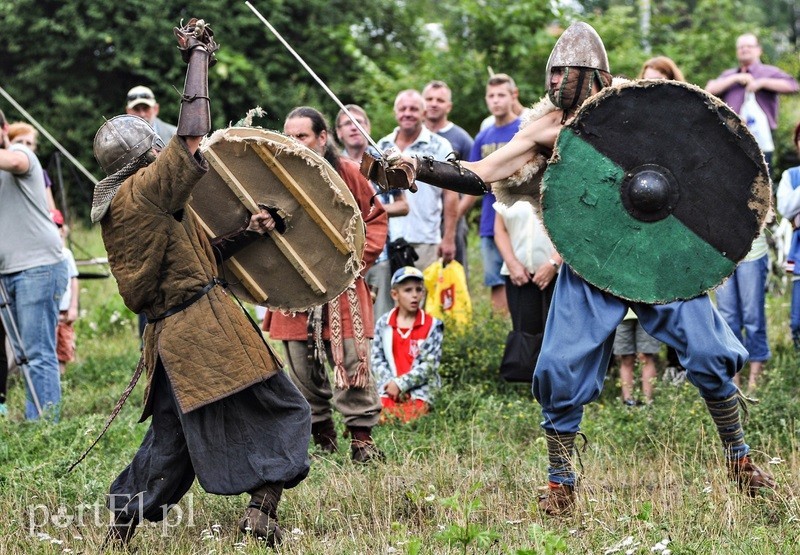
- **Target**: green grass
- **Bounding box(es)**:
[1,225,799,554]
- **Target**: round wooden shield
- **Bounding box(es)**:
[542,80,771,303]
[189,127,366,311]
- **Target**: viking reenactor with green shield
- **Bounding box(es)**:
[91,19,310,546]
[367,22,776,515]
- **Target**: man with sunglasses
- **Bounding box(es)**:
[125,85,178,148]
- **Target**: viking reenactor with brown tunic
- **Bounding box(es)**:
[91,19,310,547]
[368,22,776,515]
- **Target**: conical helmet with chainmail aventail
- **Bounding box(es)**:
[545,22,612,114]
[93,114,165,175]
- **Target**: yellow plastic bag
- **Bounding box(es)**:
[422,259,472,327]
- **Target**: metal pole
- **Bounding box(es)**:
[0,84,98,186]
[0,279,43,417]
[244,1,385,155]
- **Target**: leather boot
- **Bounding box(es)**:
[238,482,283,547]
[347,426,384,463]
[311,418,338,454]
[728,455,776,497]
[537,482,576,516]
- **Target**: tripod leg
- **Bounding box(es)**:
[0,280,43,417]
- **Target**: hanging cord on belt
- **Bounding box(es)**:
[66,355,145,473]
[66,276,222,474]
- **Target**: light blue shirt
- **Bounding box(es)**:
[377,126,452,244]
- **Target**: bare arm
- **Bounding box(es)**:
[458,194,479,219]
[385,191,409,217]
[461,110,562,185]
[438,190,458,263]
[749,76,800,94]
[64,278,80,323]
[184,136,202,155]
[706,73,740,96]
[493,212,529,286]
[0,149,30,175]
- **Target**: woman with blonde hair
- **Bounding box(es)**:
[7,121,56,210]
[639,56,685,81]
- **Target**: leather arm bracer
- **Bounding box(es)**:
[415,156,489,196]
[210,224,260,264]
[174,18,219,137]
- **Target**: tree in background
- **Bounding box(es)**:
[1,0,797,219]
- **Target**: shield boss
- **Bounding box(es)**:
[542,80,771,303]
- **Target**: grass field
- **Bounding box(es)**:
[1,225,799,554]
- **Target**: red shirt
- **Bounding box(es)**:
[389,309,434,377]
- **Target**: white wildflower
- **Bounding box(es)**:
[291,528,304,536]
[768,457,784,465]
[702,486,713,494]
[424,494,436,502]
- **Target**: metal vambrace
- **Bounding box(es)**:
[415,155,489,196]
[176,46,212,137]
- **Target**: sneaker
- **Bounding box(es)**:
[728,456,776,497]
[0,403,7,417]
[537,482,576,516]
[238,507,282,547]
[622,398,639,407]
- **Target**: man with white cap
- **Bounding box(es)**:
[124,85,177,144]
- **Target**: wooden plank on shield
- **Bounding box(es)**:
[253,144,351,255]
[186,206,269,303]
[203,148,327,296]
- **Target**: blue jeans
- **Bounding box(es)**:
[791,279,800,343]
[714,254,771,362]
[1,260,67,420]
[480,236,505,287]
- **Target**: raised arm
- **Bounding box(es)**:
[463,110,562,184]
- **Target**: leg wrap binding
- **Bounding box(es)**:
[705,394,747,460]
[545,431,578,485]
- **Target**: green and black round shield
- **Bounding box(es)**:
[542,80,771,304]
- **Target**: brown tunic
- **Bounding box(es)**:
[101,137,280,420]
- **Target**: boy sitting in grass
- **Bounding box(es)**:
[372,266,443,422]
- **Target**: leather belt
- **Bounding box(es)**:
[147,277,223,323]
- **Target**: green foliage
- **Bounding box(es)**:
[3,0,797,221]
[435,483,501,553]
[516,523,568,555]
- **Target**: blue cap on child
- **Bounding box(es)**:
[391,266,424,287]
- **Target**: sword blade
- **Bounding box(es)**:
[245,1,384,156]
